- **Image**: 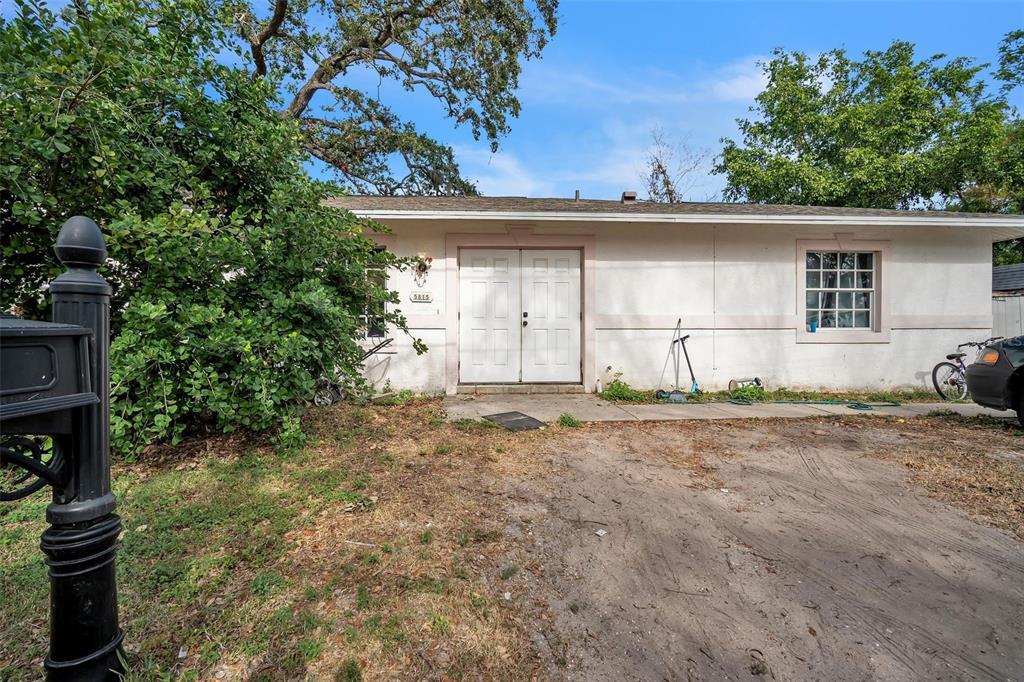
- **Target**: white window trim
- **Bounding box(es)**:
[796,238,891,344]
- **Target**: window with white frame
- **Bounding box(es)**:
[804,251,875,330]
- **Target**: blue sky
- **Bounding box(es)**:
[7,0,1022,200]
[324,0,1023,201]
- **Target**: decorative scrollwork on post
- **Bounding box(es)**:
[0,435,63,501]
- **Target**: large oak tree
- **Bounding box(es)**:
[233,0,558,195]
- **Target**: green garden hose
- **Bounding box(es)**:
[723,398,901,411]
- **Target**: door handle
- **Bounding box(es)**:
[522,320,528,327]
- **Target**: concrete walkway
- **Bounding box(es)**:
[442,393,1013,423]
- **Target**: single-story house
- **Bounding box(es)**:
[993,263,1024,339]
[326,194,1024,395]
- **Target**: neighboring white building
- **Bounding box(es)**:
[327,195,1024,395]
[992,263,1024,339]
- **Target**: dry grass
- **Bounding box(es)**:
[0,400,554,681]
[286,402,552,680]
[856,415,1024,540]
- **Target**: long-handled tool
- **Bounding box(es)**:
[676,334,699,395]
[656,320,699,402]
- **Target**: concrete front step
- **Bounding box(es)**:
[456,383,585,395]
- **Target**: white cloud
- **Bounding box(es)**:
[455,117,723,201]
[521,56,768,107]
[455,147,558,197]
[707,60,769,101]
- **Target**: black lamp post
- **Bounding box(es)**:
[0,216,124,680]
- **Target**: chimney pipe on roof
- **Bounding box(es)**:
[621,191,637,204]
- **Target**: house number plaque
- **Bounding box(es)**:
[410,291,433,303]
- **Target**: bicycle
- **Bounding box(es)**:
[931,336,1002,401]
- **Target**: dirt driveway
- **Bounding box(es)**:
[500,418,1024,681]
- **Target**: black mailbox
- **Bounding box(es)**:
[1,316,98,435]
[0,216,124,681]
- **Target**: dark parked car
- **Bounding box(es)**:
[965,336,1024,425]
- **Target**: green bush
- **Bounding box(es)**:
[601,379,650,402]
[1,2,423,455]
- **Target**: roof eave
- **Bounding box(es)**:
[347,208,1024,232]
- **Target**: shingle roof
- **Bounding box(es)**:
[326,195,1024,221]
[994,264,1024,293]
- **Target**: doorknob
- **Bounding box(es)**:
[522,312,528,318]
[522,320,528,327]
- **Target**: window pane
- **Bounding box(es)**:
[806,271,821,287]
[837,310,854,328]
[858,272,873,288]
[806,252,821,269]
[839,271,854,288]
[821,252,838,269]
[855,292,871,309]
[820,310,836,328]
[823,271,838,288]
[821,292,836,309]
[806,291,820,309]
[806,310,819,329]
[854,311,870,328]
[840,253,856,270]
[838,292,853,308]
[857,253,873,270]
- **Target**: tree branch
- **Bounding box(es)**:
[249,0,288,78]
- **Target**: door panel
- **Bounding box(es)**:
[521,250,581,382]
[459,250,521,383]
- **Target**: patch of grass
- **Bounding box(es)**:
[296,638,323,661]
[453,418,500,432]
[689,386,945,405]
[557,413,582,428]
[366,613,406,644]
[924,412,1022,434]
[336,658,363,681]
[356,584,373,610]
[399,575,448,594]
[601,379,652,402]
[926,408,959,417]
[251,570,287,597]
[431,614,451,635]
[499,564,520,580]
[419,530,433,544]
[456,526,502,546]
[433,443,452,455]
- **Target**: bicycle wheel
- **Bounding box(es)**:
[932,362,967,401]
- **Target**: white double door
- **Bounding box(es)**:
[459,249,581,383]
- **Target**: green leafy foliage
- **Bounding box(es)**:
[235,0,559,195]
[601,379,651,403]
[1,1,422,455]
[716,38,1022,214]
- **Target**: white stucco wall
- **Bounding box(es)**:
[361,218,994,394]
